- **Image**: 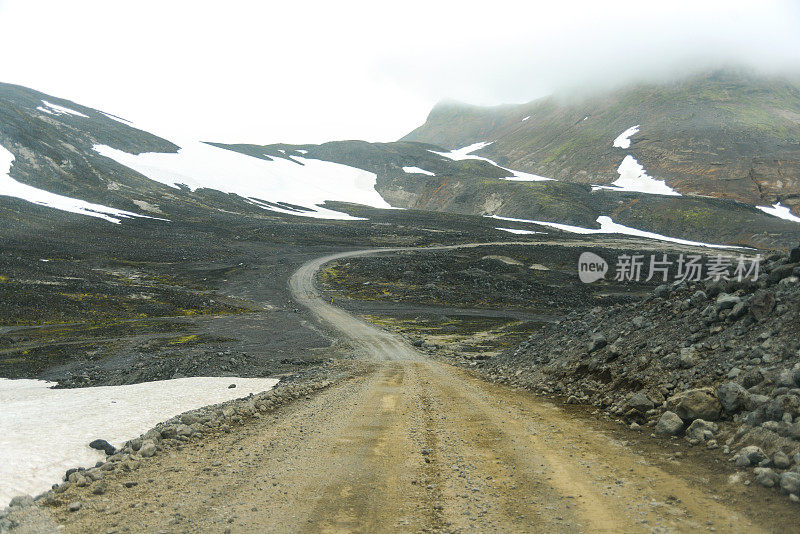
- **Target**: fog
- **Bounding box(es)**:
[0,0,798,144]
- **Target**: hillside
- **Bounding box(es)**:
[402,70,800,216]
[0,82,393,224]
[217,140,800,250]
[3,78,799,251]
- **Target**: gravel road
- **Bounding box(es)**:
[47,246,793,533]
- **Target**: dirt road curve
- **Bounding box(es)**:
[54,248,788,533]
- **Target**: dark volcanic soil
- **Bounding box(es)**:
[0,202,546,387]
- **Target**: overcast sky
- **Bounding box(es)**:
[0,0,799,144]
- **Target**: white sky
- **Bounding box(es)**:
[0,0,798,144]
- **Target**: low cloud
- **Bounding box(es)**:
[0,0,797,143]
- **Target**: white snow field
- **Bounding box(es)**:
[0,142,149,223]
[489,215,738,249]
[757,202,800,223]
[594,155,681,196]
[431,142,553,181]
[495,227,545,235]
[36,100,89,118]
[0,376,279,505]
[95,141,392,220]
[613,125,640,149]
[402,166,436,176]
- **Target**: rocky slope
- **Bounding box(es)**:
[403,69,800,216]
[0,82,183,217]
[218,139,800,250]
[480,245,800,501]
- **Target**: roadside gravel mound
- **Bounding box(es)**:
[486,246,800,501]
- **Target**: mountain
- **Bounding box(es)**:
[403,70,800,216]
[217,137,800,250]
[2,77,800,251]
[0,82,390,224]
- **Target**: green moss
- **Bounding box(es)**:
[168,334,199,344]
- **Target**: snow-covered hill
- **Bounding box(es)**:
[0,82,393,224]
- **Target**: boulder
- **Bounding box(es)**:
[588,333,607,353]
[767,264,797,285]
[690,290,707,306]
[717,382,749,413]
[668,388,721,421]
[715,293,741,312]
[740,368,764,389]
[773,451,792,469]
[175,424,193,437]
[790,245,800,264]
[181,413,200,425]
[139,440,157,458]
[8,495,35,508]
[655,411,684,436]
[685,419,718,442]
[780,472,800,495]
[754,467,779,488]
[777,370,797,388]
[750,290,776,322]
[88,439,116,456]
[627,391,654,413]
[766,394,800,420]
[734,445,767,467]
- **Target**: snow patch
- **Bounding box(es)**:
[613,125,639,148]
[594,155,680,196]
[0,376,279,506]
[0,142,151,223]
[36,100,89,118]
[402,166,435,176]
[431,142,494,161]
[431,142,554,182]
[495,227,545,235]
[94,141,392,220]
[757,202,800,223]
[499,170,553,182]
[489,215,738,249]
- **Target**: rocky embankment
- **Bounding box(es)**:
[483,245,800,502]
